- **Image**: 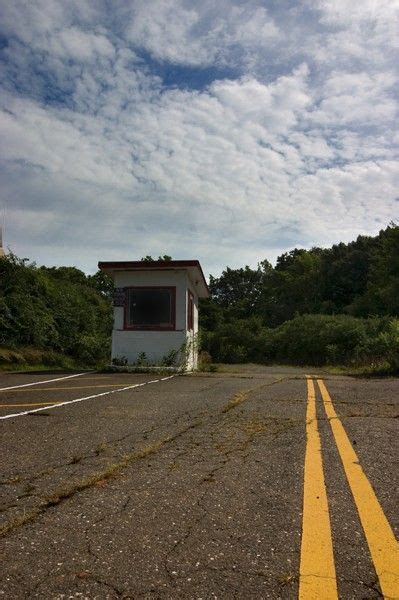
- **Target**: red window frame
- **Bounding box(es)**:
[124,286,176,331]
[187,289,194,331]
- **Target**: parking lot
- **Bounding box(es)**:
[0,366,398,599]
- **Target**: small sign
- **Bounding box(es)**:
[113,287,126,307]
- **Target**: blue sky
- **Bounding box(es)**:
[0,0,398,276]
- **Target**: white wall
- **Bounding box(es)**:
[112,329,187,366]
[185,271,199,370]
[111,269,199,369]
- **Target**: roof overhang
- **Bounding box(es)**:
[98,260,210,298]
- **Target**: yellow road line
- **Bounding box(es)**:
[299,378,338,599]
[318,379,399,599]
[0,384,142,393]
[0,402,66,407]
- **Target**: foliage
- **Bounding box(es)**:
[0,254,113,365]
[201,314,398,372]
[111,356,128,367]
[140,255,172,261]
[1,223,397,371]
[200,224,399,371]
[160,348,179,366]
[135,352,149,366]
[204,224,398,326]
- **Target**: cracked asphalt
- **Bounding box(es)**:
[0,366,398,599]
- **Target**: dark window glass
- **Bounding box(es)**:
[127,288,174,328]
[187,290,194,330]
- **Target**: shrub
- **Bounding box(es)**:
[201,313,397,369]
[271,314,369,365]
[135,352,149,366]
[0,254,113,365]
[198,351,212,367]
[112,356,128,367]
[73,335,110,365]
[355,319,399,373]
[160,348,179,366]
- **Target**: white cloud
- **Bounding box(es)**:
[51,28,115,62]
[309,0,399,70]
[313,0,399,26]
[309,71,397,126]
[0,0,398,274]
[0,0,100,47]
[124,0,279,67]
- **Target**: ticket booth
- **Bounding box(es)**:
[98,260,209,370]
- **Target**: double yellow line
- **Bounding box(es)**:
[299,377,399,599]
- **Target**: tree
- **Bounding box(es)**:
[209,261,273,319]
[351,223,399,316]
[140,255,172,261]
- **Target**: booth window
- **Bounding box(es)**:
[187,290,194,330]
[125,287,175,330]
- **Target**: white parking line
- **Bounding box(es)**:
[0,375,177,420]
[0,372,90,392]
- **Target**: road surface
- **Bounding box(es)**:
[0,366,398,599]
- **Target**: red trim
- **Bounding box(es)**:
[98,259,209,295]
[123,286,176,331]
[187,289,194,331]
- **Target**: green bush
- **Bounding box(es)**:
[354,319,399,372]
[72,335,110,365]
[201,314,398,371]
[271,314,368,365]
[0,254,113,366]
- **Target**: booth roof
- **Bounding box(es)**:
[98,259,210,298]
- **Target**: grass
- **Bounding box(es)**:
[242,418,268,436]
[278,573,298,586]
[95,442,109,456]
[0,345,103,373]
[1,475,21,485]
[221,375,288,414]
[69,455,83,465]
[221,390,250,413]
[214,361,398,378]
[321,361,398,377]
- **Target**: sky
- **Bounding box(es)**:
[0,0,398,276]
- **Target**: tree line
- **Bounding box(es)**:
[0,223,398,371]
[200,223,398,371]
[0,254,113,366]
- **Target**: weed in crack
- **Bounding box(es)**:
[278,572,297,586]
[95,442,109,456]
[0,423,200,538]
[221,376,290,414]
[222,391,249,413]
[0,475,21,485]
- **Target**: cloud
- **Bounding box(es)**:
[0,0,398,275]
[308,0,399,71]
[124,0,279,67]
[308,71,397,127]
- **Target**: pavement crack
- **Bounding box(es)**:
[82,574,123,597]
[340,576,384,598]
[0,423,201,538]
[220,376,293,413]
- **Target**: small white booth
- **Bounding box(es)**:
[98,260,209,370]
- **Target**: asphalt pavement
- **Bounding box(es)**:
[0,366,398,599]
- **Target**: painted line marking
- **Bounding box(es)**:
[0,375,177,420]
[299,377,338,599]
[0,372,90,392]
[318,379,399,599]
[1,384,154,392]
[0,402,66,408]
